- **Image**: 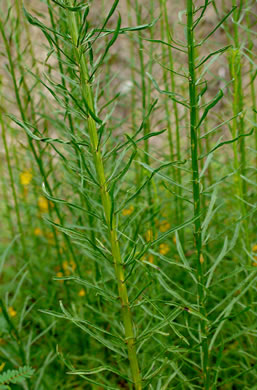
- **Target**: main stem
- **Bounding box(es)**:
[0,111,26,257]
[228,2,250,259]
[135,0,156,239]
[163,0,183,237]
[232,0,246,196]
[186,1,209,387]
[66,5,142,388]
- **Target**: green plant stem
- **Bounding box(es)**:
[126,0,137,136]
[47,0,98,278]
[186,1,209,387]
[1,170,15,237]
[135,0,156,239]
[246,1,257,169]
[162,0,183,234]
[232,0,246,196]
[66,5,142,388]
[0,112,26,257]
[229,48,251,260]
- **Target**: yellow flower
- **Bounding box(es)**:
[159,220,171,233]
[8,307,17,318]
[62,260,69,270]
[173,235,176,244]
[20,170,32,186]
[252,244,257,252]
[200,254,204,264]
[141,254,154,264]
[56,271,64,282]
[0,362,6,372]
[252,255,257,267]
[159,243,170,255]
[148,254,154,264]
[122,206,134,216]
[34,227,42,236]
[145,229,153,242]
[78,288,86,297]
[46,231,55,245]
[62,260,76,276]
[70,260,76,272]
[38,196,49,213]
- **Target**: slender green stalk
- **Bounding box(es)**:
[246,1,257,169]
[228,0,251,257]
[162,0,183,232]
[1,170,15,237]
[47,0,98,277]
[229,48,251,259]
[203,97,213,186]
[0,112,26,257]
[159,1,174,167]
[126,0,142,206]
[231,0,247,196]
[135,0,156,239]
[186,1,209,387]
[126,0,137,136]
[66,4,142,388]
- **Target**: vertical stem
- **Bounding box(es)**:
[246,1,257,169]
[47,0,98,277]
[228,0,251,258]
[159,0,174,173]
[186,1,209,387]
[66,5,142,388]
[126,0,140,195]
[229,48,251,259]
[232,0,246,196]
[135,0,155,238]
[0,112,26,257]
[163,0,183,233]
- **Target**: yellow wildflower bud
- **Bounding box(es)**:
[252,244,257,252]
[200,254,204,264]
[70,260,76,272]
[38,196,49,213]
[78,288,86,297]
[0,362,6,372]
[56,271,64,282]
[253,256,257,267]
[159,243,169,255]
[122,206,134,216]
[145,229,153,242]
[62,261,70,276]
[159,220,171,233]
[34,227,42,236]
[20,170,32,186]
[148,254,154,264]
[8,307,17,317]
